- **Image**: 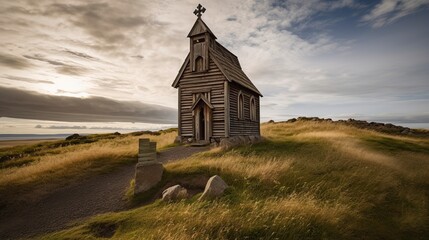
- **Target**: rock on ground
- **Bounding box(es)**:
[199,175,228,200]
[219,135,262,149]
[134,161,163,194]
[162,185,188,202]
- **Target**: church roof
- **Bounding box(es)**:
[172,43,262,96]
[172,17,262,97]
[187,18,216,39]
[210,42,262,96]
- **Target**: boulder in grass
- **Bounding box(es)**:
[199,175,228,200]
[134,161,163,194]
[65,133,80,140]
[162,185,188,202]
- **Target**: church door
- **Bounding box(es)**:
[199,107,205,140]
[194,104,211,143]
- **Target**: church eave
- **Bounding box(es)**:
[172,53,190,88]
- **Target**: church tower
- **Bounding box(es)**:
[187,4,216,72]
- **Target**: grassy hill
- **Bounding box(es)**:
[0,130,177,206]
[3,121,429,239]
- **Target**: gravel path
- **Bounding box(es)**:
[0,145,209,239]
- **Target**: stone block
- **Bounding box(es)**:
[199,175,228,200]
[134,161,163,194]
[138,152,157,162]
[162,185,188,202]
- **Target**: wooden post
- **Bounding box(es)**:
[178,86,181,137]
[224,81,230,137]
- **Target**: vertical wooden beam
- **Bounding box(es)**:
[204,32,210,70]
[195,108,199,140]
[224,81,230,137]
[205,106,211,141]
[178,86,181,136]
[257,96,261,135]
[190,36,194,71]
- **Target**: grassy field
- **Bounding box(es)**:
[5,121,429,239]
[0,130,177,205]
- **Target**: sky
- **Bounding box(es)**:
[1,0,429,135]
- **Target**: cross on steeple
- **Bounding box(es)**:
[193,4,206,18]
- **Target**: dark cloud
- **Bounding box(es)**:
[56,65,87,76]
[131,55,144,59]
[0,86,177,124]
[0,53,33,69]
[226,16,237,21]
[2,75,54,84]
[64,49,98,61]
[23,54,88,76]
[23,54,67,66]
[46,2,156,46]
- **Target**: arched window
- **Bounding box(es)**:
[195,56,203,72]
[238,91,244,120]
[250,96,256,121]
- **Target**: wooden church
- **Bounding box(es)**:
[172,4,262,144]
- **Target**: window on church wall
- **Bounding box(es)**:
[250,96,256,121]
[195,56,204,72]
[193,38,205,44]
[238,92,244,120]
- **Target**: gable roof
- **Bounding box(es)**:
[172,44,262,96]
[210,42,262,96]
[187,18,216,39]
[191,95,214,110]
[172,18,262,97]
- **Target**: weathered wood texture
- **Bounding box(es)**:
[179,58,227,138]
[229,82,260,136]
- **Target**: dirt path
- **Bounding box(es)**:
[0,145,209,239]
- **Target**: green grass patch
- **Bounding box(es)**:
[362,135,429,154]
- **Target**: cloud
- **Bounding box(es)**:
[35,125,87,129]
[368,113,429,124]
[64,49,98,61]
[0,52,33,69]
[362,0,429,27]
[2,75,54,84]
[131,55,144,59]
[45,2,163,48]
[0,86,176,124]
[226,16,237,21]
[33,124,167,131]
[23,54,88,76]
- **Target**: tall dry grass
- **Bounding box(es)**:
[40,121,429,239]
[168,153,292,183]
[0,131,177,201]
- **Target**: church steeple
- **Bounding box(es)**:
[188,4,215,72]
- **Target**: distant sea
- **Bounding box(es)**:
[0,134,72,141]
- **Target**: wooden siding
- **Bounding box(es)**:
[229,82,260,136]
[179,58,227,138]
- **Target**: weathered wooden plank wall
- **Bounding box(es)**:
[179,58,227,138]
[229,82,260,136]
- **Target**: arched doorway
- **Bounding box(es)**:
[198,106,205,141]
[194,104,211,142]
[192,99,212,143]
